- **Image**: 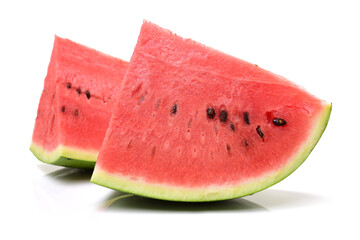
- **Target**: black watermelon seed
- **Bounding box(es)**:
[85,90,91,99]
[243,112,250,125]
[61,106,65,112]
[76,88,81,94]
[230,122,235,131]
[74,109,79,116]
[66,83,71,89]
[244,140,249,147]
[226,144,231,152]
[219,110,228,122]
[171,104,177,115]
[273,118,287,126]
[256,125,264,138]
[206,107,215,119]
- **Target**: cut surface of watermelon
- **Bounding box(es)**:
[30,36,128,168]
[91,21,331,201]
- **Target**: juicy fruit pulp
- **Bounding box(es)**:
[91,21,331,201]
[30,36,128,168]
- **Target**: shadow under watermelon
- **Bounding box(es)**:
[37,166,266,211]
[100,188,325,212]
[36,163,93,182]
[100,191,269,212]
[36,165,325,212]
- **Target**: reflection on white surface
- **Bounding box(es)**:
[245,188,325,209]
[33,166,113,213]
[33,166,326,213]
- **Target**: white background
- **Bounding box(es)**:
[0,0,359,239]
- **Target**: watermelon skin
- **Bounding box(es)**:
[30,36,128,168]
[91,21,331,201]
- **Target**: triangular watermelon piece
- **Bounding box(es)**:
[30,36,128,168]
[91,21,331,201]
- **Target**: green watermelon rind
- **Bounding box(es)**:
[90,102,332,202]
[30,143,96,168]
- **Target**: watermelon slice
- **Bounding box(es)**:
[91,21,331,201]
[30,36,128,168]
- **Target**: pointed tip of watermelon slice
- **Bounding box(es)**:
[264,101,332,185]
[90,102,331,202]
[30,143,97,169]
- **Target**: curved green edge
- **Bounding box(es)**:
[91,102,332,202]
[30,143,97,169]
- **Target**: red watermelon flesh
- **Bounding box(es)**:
[91,21,331,201]
[30,36,128,168]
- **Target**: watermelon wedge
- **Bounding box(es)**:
[30,36,128,168]
[91,21,331,201]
